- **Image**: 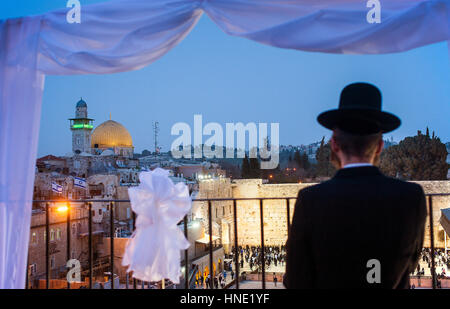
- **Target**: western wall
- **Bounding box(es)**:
[196,178,450,249]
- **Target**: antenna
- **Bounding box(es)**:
[153,121,159,155]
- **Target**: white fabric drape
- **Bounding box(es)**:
[38,0,204,74]
[0,0,449,288]
[204,0,450,54]
[0,16,45,289]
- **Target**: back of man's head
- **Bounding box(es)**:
[331,128,383,166]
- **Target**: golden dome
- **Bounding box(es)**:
[91,120,133,148]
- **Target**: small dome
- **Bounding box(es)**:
[76,98,87,108]
[91,120,133,148]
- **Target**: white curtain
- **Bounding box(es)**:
[0,0,449,288]
[0,16,45,289]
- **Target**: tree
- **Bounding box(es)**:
[380,129,448,180]
[293,150,310,170]
[288,154,293,167]
[301,152,310,170]
[249,157,261,178]
[241,154,250,178]
[315,137,327,176]
[293,150,302,168]
[315,137,336,177]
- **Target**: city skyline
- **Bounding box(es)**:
[1,1,449,157]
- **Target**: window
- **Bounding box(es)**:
[50,229,55,241]
[30,264,36,275]
[31,232,38,244]
[56,228,61,240]
[72,223,77,236]
[43,231,46,242]
[50,256,56,269]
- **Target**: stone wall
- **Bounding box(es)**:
[413,181,450,248]
[195,178,234,250]
[231,180,307,246]
[197,178,450,248]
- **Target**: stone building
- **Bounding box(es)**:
[36,155,67,173]
[34,172,87,200]
[29,172,135,287]
[27,204,105,288]
[69,98,94,154]
[175,162,226,180]
[68,98,135,158]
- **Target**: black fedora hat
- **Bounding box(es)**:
[317,82,401,134]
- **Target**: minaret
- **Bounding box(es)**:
[69,98,94,154]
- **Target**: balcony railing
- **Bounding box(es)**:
[29,193,450,289]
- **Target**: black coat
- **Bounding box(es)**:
[284,166,426,289]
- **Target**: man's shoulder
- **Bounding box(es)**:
[296,180,335,200]
[297,172,425,197]
[379,174,425,196]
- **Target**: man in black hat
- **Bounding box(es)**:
[284,82,426,289]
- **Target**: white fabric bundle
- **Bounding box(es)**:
[122,168,191,284]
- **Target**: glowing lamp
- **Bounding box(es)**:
[56,206,68,213]
[56,203,69,213]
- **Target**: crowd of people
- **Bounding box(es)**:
[226,245,287,272]
[193,245,450,289]
[194,271,232,289]
[193,245,286,289]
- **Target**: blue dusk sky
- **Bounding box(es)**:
[1,1,449,157]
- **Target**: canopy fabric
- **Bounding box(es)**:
[440,208,450,236]
[1,0,450,288]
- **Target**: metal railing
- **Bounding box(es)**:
[29,193,449,289]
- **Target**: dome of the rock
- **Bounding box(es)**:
[91,120,133,148]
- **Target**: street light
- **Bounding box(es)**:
[56,202,69,213]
